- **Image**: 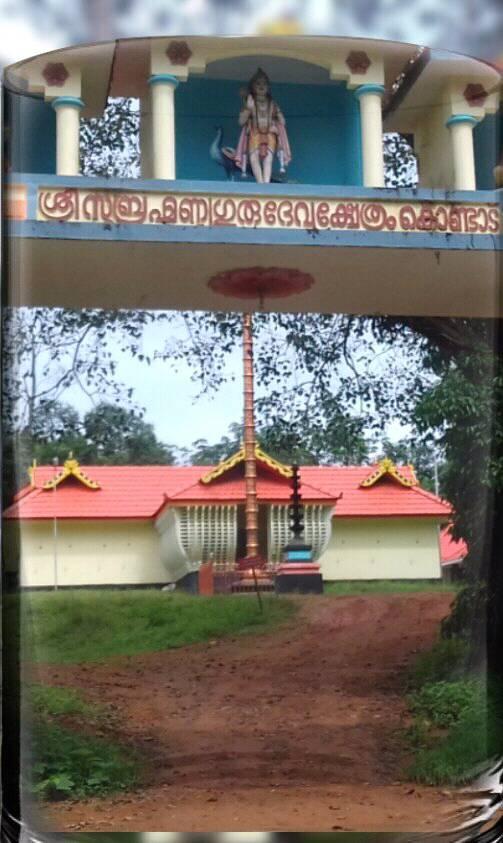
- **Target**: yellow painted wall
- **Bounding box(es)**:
[415,104,455,190]
[320,517,442,580]
[6,520,167,588]
[4,514,443,587]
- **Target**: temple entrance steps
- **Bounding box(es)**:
[231,577,275,594]
[212,568,276,594]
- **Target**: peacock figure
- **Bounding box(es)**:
[209,126,243,180]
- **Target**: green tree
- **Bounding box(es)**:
[188,422,242,465]
[1,307,160,433]
[30,400,82,444]
[374,317,502,678]
[384,132,418,188]
[411,329,499,565]
[2,402,88,503]
[187,414,369,467]
[80,98,139,178]
[1,307,164,501]
[258,411,369,465]
[2,401,175,503]
[160,311,429,450]
[82,402,175,465]
[371,317,498,570]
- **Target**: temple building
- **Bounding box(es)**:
[4,455,453,589]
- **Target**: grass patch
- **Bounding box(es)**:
[409,679,483,729]
[325,579,458,597]
[23,590,295,663]
[27,684,138,800]
[31,719,138,800]
[405,638,503,785]
[407,705,488,785]
[405,681,496,785]
[410,637,471,687]
[29,683,105,721]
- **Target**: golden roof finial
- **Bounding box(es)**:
[28,458,38,487]
[258,16,303,35]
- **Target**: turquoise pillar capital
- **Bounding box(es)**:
[354,84,385,99]
[446,114,479,129]
[51,96,84,110]
[148,74,179,88]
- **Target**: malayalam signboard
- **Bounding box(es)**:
[25,186,501,235]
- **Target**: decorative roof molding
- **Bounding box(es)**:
[464,82,489,107]
[346,50,372,75]
[42,62,69,87]
[360,458,418,489]
[256,445,294,479]
[43,458,100,491]
[166,40,192,66]
[200,445,293,485]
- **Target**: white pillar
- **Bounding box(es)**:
[355,84,385,188]
[52,97,84,176]
[446,115,478,191]
[148,74,179,180]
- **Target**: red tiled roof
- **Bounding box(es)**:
[168,467,334,504]
[4,465,192,521]
[440,526,468,565]
[301,466,451,518]
[4,463,452,521]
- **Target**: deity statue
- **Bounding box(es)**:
[234,68,292,183]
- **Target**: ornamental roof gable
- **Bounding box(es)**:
[360,458,418,489]
[200,444,293,485]
[41,457,101,491]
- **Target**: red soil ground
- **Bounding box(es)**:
[38,592,479,832]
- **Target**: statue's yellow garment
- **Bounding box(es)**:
[248,129,277,159]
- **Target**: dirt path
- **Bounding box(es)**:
[39,593,476,832]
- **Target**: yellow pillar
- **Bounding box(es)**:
[446,115,478,191]
[148,74,178,180]
[355,84,385,188]
[52,96,84,176]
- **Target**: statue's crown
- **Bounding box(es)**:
[249,67,271,89]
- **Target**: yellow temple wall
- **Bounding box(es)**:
[321,517,442,581]
[4,514,444,587]
[5,519,166,588]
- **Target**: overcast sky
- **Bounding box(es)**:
[1,0,501,65]
[84,319,245,449]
